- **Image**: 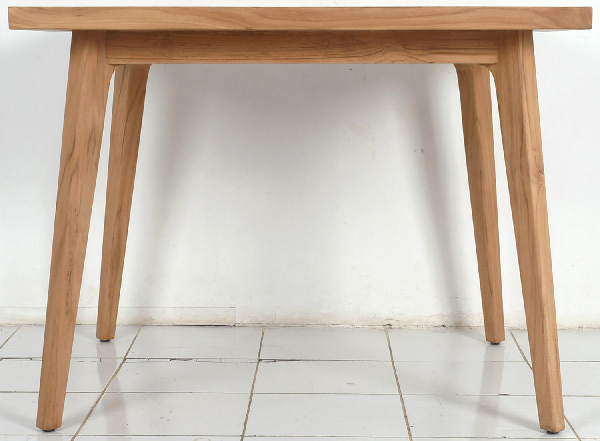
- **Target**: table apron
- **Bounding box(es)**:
[105,30,500,65]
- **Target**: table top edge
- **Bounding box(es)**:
[8,6,593,31]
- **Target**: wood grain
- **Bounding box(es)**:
[97,64,150,342]
[37,31,113,432]
[455,64,504,344]
[106,30,499,65]
[491,31,564,433]
[8,7,592,31]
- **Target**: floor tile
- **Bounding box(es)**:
[564,396,600,438]
[245,438,407,441]
[395,360,535,395]
[107,359,256,393]
[260,327,390,361]
[128,326,262,360]
[0,326,17,347]
[2,326,594,439]
[513,329,600,362]
[0,325,138,359]
[561,362,600,396]
[0,392,98,436]
[245,394,408,437]
[403,394,577,438]
[79,392,249,436]
[388,327,523,362]
[0,358,119,392]
[0,436,73,440]
[254,360,397,394]
[76,437,235,440]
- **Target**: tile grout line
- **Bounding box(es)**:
[240,327,264,441]
[510,329,532,370]
[70,325,143,441]
[385,327,413,441]
[509,330,582,441]
[0,325,22,351]
[565,416,581,441]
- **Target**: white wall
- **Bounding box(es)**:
[1,0,599,327]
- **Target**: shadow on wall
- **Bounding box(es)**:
[123,62,468,324]
[401,65,465,324]
[0,27,469,324]
[3,24,598,327]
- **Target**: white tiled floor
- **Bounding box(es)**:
[0,325,599,439]
[0,325,139,359]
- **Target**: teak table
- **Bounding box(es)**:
[8,6,593,434]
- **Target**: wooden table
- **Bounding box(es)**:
[8,6,592,434]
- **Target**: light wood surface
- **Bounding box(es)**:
[492,31,564,433]
[37,31,114,432]
[105,30,499,65]
[455,64,504,344]
[8,7,592,31]
[97,64,150,342]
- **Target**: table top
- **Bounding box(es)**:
[8,7,592,32]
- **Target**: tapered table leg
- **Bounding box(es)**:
[455,63,504,344]
[492,31,564,433]
[96,64,150,341]
[36,31,113,432]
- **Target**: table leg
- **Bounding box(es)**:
[37,31,113,432]
[491,30,564,433]
[455,63,504,344]
[97,64,150,341]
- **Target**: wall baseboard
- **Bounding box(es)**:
[1,307,599,328]
[0,307,237,326]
